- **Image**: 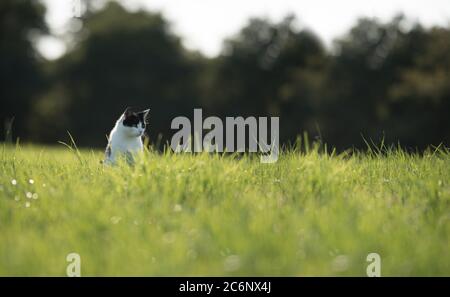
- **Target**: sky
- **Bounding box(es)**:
[38,0,450,60]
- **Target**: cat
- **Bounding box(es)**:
[104,107,150,165]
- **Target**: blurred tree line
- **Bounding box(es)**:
[1,1,449,150]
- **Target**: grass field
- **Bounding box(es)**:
[0,143,449,276]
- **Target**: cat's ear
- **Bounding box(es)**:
[139,109,150,121]
[123,107,133,117]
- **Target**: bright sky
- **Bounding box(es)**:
[38,0,450,60]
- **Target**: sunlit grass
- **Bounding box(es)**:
[0,143,449,276]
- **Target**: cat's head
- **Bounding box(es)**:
[119,107,150,137]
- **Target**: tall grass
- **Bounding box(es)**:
[0,143,448,276]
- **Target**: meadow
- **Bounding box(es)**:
[0,143,449,276]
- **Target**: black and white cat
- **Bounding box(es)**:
[104,107,150,165]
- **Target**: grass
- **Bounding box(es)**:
[0,143,449,276]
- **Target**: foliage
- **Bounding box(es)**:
[0,1,449,151]
[0,0,47,140]
[30,2,201,146]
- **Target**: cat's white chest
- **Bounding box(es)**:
[112,136,142,153]
[105,128,143,164]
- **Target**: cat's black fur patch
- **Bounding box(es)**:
[122,108,149,128]
[123,113,141,127]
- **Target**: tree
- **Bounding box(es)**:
[326,16,450,149]
[206,16,328,144]
[387,27,450,147]
[32,1,202,146]
[0,0,47,142]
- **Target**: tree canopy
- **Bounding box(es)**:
[1,1,449,151]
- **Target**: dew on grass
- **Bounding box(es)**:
[331,255,350,272]
[187,228,198,237]
[187,249,198,260]
[32,193,39,200]
[110,216,122,224]
[25,201,31,208]
[224,255,241,272]
[163,232,176,244]
[11,179,17,185]
[26,192,33,199]
[296,249,306,260]
[437,214,449,227]
[29,179,34,184]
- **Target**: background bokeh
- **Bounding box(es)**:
[1,0,449,150]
